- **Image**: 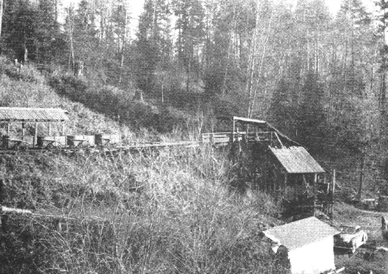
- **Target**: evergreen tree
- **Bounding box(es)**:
[269,78,294,136]
[173,0,205,92]
[135,0,172,94]
[376,0,388,138]
[1,0,62,63]
[2,0,39,62]
[296,72,326,151]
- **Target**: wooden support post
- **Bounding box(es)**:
[232,118,236,143]
[7,123,9,135]
[34,123,38,147]
[283,173,287,200]
[313,174,317,216]
[0,177,6,233]
[274,132,283,148]
[2,135,9,149]
[324,173,329,194]
[48,123,52,136]
[22,122,25,137]
[0,177,3,205]
[264,151,268,193]
[332,169,336,197]
[358,154,364,201]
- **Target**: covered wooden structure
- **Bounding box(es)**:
[0,107,68,148]
[268,146,330,216]
[228,116,332,217]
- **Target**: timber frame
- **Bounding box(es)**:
[229,116,333,218]
[0,107,68,148]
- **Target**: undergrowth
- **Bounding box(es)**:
[0,56,288,273]
[0,145,285,274]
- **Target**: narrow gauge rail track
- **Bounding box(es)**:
[0,132,241,155]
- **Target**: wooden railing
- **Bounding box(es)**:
[201,131,273,144]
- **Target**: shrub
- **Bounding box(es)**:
[0,144,284,274]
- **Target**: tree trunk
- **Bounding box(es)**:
[119,3,130,84]
[67,5,75,71]
[54,0,58,22]
[0,0,3,39]
[249,10,273,118]
[358,153,364,201]
[23,39,28,63]
[186,62,190,93]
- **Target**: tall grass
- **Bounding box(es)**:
[0,145,285,274]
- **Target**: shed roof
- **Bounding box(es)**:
[0,107,68,122]
[269,146,325,174]
[263,217,339,251]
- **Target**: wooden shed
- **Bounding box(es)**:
[0,107,68,148]
[227,116,332,216]
[269,146,325,201]
[263,216,339,274]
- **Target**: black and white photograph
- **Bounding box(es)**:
[0,0,388,273]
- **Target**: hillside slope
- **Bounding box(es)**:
[0,59,286,274]
[0,57,130,137]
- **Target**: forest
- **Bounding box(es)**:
[2,0,388,273]
[0,0,387,192]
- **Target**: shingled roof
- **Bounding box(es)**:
[0,107,68,122]
[263,217,339,251]
[269,146,325,174]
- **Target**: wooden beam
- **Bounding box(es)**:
[1,206,32,214]
[34,123,38,147]
[0,177,6,232]
[358,154,364,201]
[332,169,336,197]
[274,132,283,148]
[0,177,3,205]
[232,118,236,142]
[313,174,317,215]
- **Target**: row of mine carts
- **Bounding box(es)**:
[1,134,121,150]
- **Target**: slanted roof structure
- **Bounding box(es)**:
[263,217,339,251]
[269,146,325,174]
[0,107,68,122]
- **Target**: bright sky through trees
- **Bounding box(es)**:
[60,0,375,18]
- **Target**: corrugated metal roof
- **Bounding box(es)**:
[270,146,325,174]
[0,107,68,122]
[263,217,339,251]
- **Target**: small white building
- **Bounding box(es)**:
[263,216,339,274]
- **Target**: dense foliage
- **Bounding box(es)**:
[1,0,388,272]
[0,0,384,152]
